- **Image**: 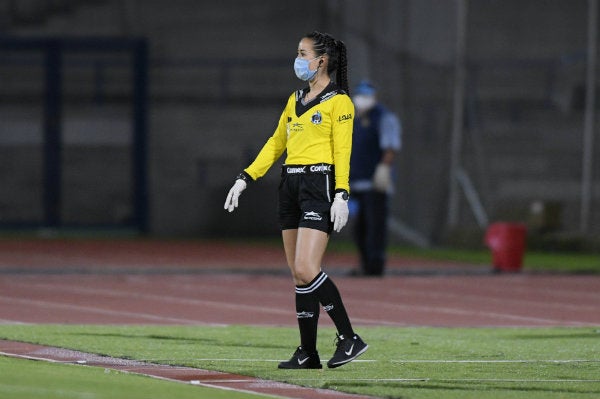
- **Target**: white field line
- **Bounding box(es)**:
[0,351,289,399]
[9,351,596,385]
[0,351,77,364]
[135,358,377,363]
[193,378,600,383]
[279,377,600,383]
[144,358,599,364]
[391,359,600,363]
[4,350,599,394]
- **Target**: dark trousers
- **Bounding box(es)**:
[352,190,388,276]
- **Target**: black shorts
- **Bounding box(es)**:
[278,164,335,234]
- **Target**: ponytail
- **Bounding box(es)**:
[335,39,349,95]
[304,31,350,94]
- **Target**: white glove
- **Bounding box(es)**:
[330,192,349,233]
[224,179,247,212]
[372,163,392,192]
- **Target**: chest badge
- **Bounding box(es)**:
[311,110,322,125]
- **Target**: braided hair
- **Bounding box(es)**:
[304,31,350,95]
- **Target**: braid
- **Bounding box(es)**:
[336,40,349,95]
[304,31,349,94]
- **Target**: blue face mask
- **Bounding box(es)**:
[294,56,320,81]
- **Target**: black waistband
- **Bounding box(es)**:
[282,163,334,175]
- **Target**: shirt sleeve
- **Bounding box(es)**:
[332,95,354,193]
[243,97,291,180]
[379,111,402,151]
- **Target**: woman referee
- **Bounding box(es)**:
[224,31,368,369]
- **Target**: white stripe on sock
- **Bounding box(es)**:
[295,272,328,294]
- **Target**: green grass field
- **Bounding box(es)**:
[1,324,599,399]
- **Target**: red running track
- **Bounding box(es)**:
[1,238,598,327]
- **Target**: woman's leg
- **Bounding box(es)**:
[278,228,326,368]
[280,227,368,369]
[285,227,354,340]
[281,228,326,354]
[282,227,327,285]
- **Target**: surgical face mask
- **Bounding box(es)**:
[294,56,320,81]
[353,94,376,113]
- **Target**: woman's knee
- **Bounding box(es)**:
[292,261,319,285]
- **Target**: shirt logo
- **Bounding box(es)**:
[286,166,306,174]
[309,165,331,173]
[338,113,352,122]
[303,211,323,221]
[311,111,322,124]
[287,121,304,137]
[321,91,337,102]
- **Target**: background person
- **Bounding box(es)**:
[224,31,368,369]
[349,80,402,277]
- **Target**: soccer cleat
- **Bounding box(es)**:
[327,334,368,368]
[278,346,323,369]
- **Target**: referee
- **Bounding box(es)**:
[224,31,368,369]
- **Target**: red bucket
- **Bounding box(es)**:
[484,222,527,272]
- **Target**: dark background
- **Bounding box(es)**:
[0,0,598,249]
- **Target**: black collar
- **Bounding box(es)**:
[294,82,344,117]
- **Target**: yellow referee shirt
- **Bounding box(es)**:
[244,83,354,192]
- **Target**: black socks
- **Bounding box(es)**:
[295,278,320,353]
[314,272,354,338]
[295,271,354,352]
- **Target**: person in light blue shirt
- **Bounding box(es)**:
[349,80,402,276]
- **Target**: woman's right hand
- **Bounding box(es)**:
[224,179,247,212]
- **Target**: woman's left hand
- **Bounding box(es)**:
[330,192,349,232]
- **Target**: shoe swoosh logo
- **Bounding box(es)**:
[297,356,310,365]
[345,344,354,356]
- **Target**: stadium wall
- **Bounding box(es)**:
[0,0,598,244]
